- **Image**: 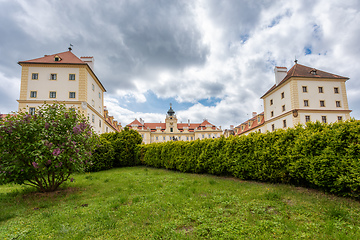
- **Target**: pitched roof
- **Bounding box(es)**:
[126,119,220,132]
[235,112,265,135]
[128,119,143,126]
[18,51,86,65]
[199,120,214,127]
[261,63,349,98]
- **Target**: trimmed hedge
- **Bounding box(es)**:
[138,120,360,198]
[88,127,142,172]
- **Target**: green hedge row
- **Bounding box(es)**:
[87,127,142,172]
[137,120,360,198]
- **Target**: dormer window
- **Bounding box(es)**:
[248,122,251,127]
[310,69,317,75]
[54,55,61,62]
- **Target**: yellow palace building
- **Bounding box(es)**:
[17,49,120,133]
[127,105,223,144]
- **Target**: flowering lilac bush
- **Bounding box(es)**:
[0,103,96,192]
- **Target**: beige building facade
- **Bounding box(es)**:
[237,62,351,135]
[17,50,120,134]
[127,105,223,144]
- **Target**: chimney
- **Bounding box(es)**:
[252,112,257,118]
[230,125,234,130]
[274,66,287,85]
[188,119,190,127]
[81,56,94,71]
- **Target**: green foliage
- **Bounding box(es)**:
[137,120,360,198]
[95,127,142,169]
[0,103,95,192]
[86,136,115,172]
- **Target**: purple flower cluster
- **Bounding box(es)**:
[44,141,53,148]
[55,162,62,168]
[32,162,39,168]
[52,148,62,156]
[73,122,89,135]
[45,122,50,130]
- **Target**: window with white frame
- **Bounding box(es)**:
[302,86,307,92]
[69,74,75,80]
[92,114,95,123]
[322,116,327,123]
[336,101,341,107]
[30,91,37,98]
[304,100,309,107]
[283,119,287,128]
[49,91,56,98]
[271,124,275,131]
[338,116,343,121]
[92,84,95,91]
[305,115,310,123]
[271,111,274,117]
[32,73,38,80]
[270,99,273,105]
[320,100,325,107]
[281,92,284,99]
[69,92,76,98]
[282,105,285,111]
[99,92,101,99]
[29,107,35,115]
[334,87,339,94]
[318,86,323,93]
[50,74,57,80]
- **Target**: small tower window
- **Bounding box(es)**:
[54,55,61,61]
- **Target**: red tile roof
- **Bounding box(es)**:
[128,119,143,127]
[18,51,86,65]
[126,119,220,132]
[261,63,348,98]
[235,112,265,135]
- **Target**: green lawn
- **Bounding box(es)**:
[1,167,360,239]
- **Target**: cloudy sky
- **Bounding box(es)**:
[1,0,359,128]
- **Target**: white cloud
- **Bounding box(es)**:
[1,0,359,128]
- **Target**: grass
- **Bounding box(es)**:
[1,167,360,239]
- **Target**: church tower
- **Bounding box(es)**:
[165,103,178,133]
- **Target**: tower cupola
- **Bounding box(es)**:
[167,103,175,116]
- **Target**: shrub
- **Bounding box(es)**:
[86,136,115,172]
[0,103,95,192]
[101,127,142,167]
[137,120,360,198]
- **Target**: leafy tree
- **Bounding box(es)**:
[0,103,95,192]
[102,127,142,167]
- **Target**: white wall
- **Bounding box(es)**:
[27,66,80,101]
